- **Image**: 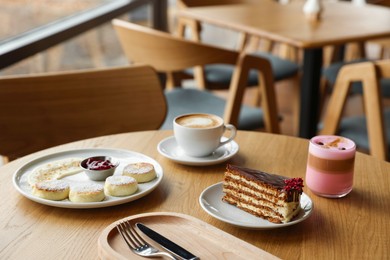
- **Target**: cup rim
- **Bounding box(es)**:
[173,113,224,130]
[309,135,356,151]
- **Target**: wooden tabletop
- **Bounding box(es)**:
[178,0,390,48]
[0,130,389,259]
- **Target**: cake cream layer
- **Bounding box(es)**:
[222,177,299,215]
[223,182,300,223]
[223,191,300,223]
[224,172,286,204]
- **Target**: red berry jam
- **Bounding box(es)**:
[85,158,115,170]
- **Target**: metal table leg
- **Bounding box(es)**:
[299,48,323,139]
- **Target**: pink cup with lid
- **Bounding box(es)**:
[305,135,356,198]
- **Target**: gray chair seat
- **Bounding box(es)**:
[185,52,300,89]
[323,59,390,96]
[160,88,265,130]
[337,109,390,152]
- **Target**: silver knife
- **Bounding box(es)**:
[136,223,200,260]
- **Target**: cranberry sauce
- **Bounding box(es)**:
[85,157,116,170]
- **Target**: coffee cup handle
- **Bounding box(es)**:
[219,124,237,147]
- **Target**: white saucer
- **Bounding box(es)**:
[157,136,239,166]
[199,182,314,229]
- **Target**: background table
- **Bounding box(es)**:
[0,130,389,259]
[178,1,390,138]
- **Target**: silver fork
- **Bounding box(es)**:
[116,221,178,259]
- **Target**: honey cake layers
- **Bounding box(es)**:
[222,164,304,223]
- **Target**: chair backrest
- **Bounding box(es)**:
[0,65,167,160]
[113,19,239,72]
[320,60,390,160]
[112,19,280,134]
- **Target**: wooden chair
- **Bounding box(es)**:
[112,19,280,133]
[0,65,167,161]
[321,58,390,117]
[322,41,390,95]
[320,60,390,161]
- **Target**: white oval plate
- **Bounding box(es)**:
[199,182,313,229]
[13,148,163,209]
[157,136,239,166]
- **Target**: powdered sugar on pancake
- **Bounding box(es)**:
[28,158,82,186]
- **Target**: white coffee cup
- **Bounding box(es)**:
[173,113,237,157]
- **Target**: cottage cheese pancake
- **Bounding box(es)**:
[122,162,156,183]
[28,158,82,186]
[104,175,138,197]
[32,180,70,201]
[69,183,105,203]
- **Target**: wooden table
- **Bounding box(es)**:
[0,130,389,259]
[178,1,390,138]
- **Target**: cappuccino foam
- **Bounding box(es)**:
[176,114,221,128]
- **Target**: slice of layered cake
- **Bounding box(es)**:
[222,164,304,223]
